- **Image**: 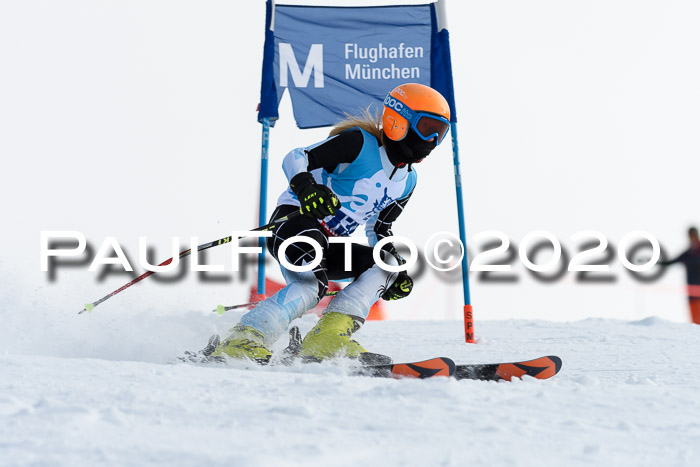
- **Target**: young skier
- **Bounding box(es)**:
[211,83,451,363]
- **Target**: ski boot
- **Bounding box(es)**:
[299,312,391,365]
[211,324,272,364]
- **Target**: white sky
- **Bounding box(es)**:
[1,0,699,324]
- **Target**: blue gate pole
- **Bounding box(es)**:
[257,117,271,296]
[450,123,474,342]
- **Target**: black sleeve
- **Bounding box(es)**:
[372,188,414,262]
[306,129,365,173]
[659,250,689,266]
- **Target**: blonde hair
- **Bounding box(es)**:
[329,106,383,144]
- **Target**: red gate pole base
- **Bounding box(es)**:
[464,304,475,343]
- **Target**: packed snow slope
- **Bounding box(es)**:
[1,313,699,467]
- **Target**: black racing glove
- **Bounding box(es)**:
[382,271,413,301]
[290,172,340,220]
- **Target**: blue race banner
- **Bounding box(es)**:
[258,1,456,128]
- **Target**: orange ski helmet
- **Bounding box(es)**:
[382,83,451,144]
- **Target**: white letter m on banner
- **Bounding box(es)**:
[279,43,324,88]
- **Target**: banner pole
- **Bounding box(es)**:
[450,122,474,343]
[257,117,271,296]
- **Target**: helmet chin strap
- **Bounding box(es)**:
[389,162,414,180]
[383,129,432,179]
[389,165,400,180]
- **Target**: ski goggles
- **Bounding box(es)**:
[383,94,451,145]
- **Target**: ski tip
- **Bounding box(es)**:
[496,355,563,381]
[215,305,226,315]
[548,355,563,374]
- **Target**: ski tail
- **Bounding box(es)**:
[391,357,455,378]
[179,334,224,364]
[358,357,455,379]
[454,355,562,381]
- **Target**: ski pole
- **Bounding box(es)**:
[213,290,339,315]
[78,211,302,314]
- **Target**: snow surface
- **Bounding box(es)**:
[2,313,700,467]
